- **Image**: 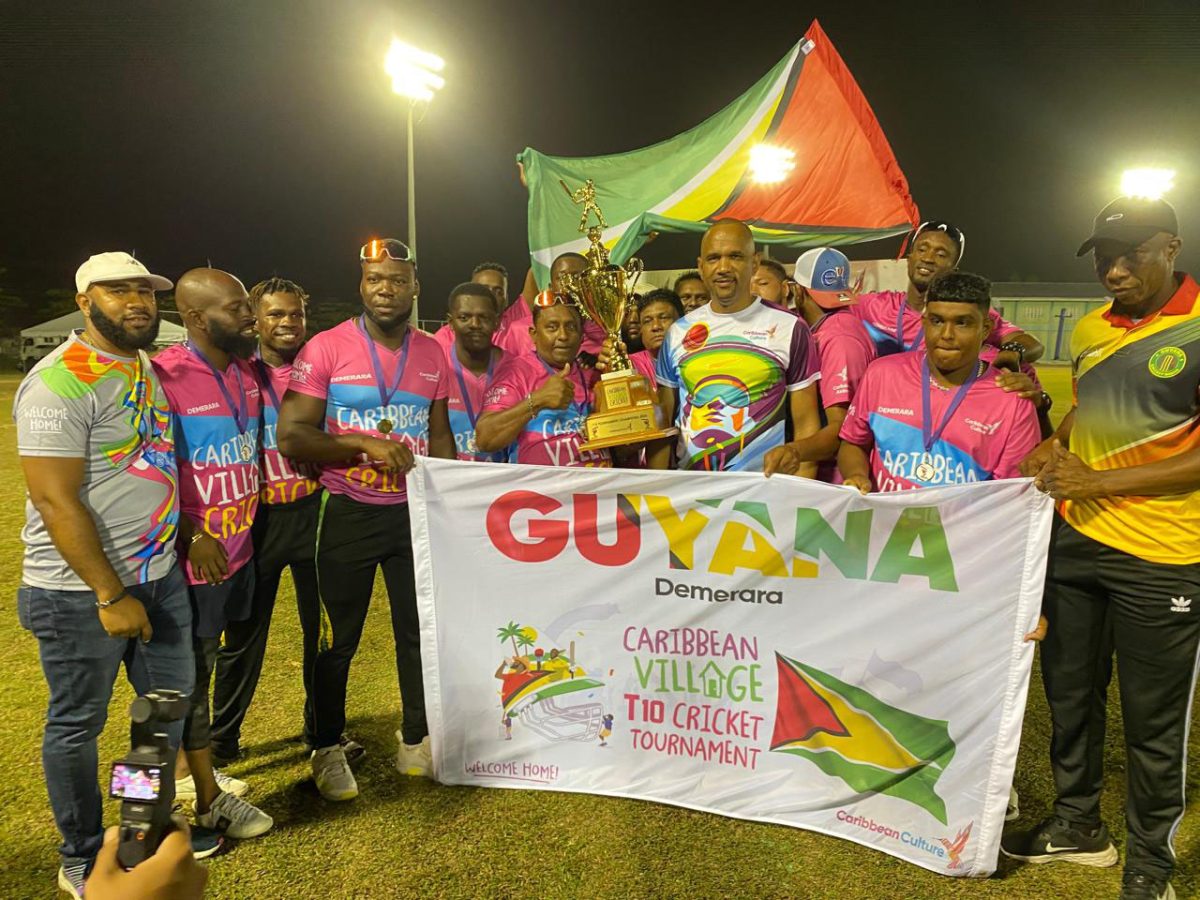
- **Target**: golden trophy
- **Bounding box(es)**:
[558,179,679,451]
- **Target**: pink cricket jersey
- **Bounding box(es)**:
[255,359,321,505]
[152,344,262,584]
[839,351,1040,492]
[853,290,1022,356]
[443,344,507,462]
[812,311,877,410]
[480,351,612,467]
[288,318,448,505]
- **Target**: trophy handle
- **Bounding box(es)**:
[623,257,643,294]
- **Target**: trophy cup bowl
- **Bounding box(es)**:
[560,257,679,452]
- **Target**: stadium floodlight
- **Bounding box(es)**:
[385,39,445,103]
[384,37,445,324]
[1120,167,1175,201]
[749,144,795,183]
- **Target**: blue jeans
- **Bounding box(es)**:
[18,565,194,868]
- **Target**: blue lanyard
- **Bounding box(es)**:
[920,357,982,451]
[536,355,589,418]
[452,350,496,428]
[357,315,412,411]
[254,359,281,410]
[187,342,248,433]
[897,296,940,353]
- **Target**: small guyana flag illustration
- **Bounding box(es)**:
[771,653,956,824]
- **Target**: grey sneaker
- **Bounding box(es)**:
[196,789,273,839]
[57,861,87,900]
[175,768,248,803]
[312,745,358,801]
[394,732,433,778]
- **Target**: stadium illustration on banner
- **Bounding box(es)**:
[494,621,609,743]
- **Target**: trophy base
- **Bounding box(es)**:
[579,369,679,451]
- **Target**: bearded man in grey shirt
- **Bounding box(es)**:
[15,252,196,899]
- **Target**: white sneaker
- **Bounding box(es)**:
[175,768,249,803]
[1006,786,1020,822]
[312,745,358,801]
[395,732,433,778]
[196,790,273,839]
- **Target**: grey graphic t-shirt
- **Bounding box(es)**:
[15,333,179,590]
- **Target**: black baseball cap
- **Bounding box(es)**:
[1076,196,1179,257]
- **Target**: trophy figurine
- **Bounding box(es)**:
[557,179,679,451]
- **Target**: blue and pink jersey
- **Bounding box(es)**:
[481,351,611,467]
[494,298,534,358]
[288,317,448,504]
[811,311,877,410]
[852,290,1022,356]
[256,358,321,505]
[442,344,507,461]
[839,351,1040,492]
[152,344,262,584]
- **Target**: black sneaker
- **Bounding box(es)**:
[1001,816,1119,867]
[1120,873,1175,900]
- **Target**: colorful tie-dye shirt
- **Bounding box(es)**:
[655,299,820,472]
[16,332,179,589]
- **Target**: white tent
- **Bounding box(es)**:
[20,311,186,368]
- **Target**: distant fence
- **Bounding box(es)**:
[991,298,1109,363]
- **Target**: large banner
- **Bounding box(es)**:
[410,459,1053,876]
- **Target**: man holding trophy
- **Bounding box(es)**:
[477,180,678,466]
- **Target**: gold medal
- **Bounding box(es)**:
[915,460,936,483]
[378,418,394,435]
[240,442,253,462]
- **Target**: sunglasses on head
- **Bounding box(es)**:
[360,238,415,264]
[533,289,572,308]
[913,220,965,250]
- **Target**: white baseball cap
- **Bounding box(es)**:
[75,252,173,294]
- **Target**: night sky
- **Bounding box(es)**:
[3,0,1199,320]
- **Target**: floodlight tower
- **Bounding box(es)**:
[385,38,445,323]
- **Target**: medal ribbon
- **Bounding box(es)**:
[357,315,412,416]
[892,296,926,352]
[452,350,496,429]
[921,356,982,452]
[254,358,281,410]
[187,341,248,434]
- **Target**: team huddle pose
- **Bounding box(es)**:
[16,195,1198,900]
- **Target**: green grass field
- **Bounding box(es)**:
[2,365,1198,899]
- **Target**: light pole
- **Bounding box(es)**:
[385,38,445,323]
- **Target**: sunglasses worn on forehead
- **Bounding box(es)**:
[533,289,572,308]
[360,238,415,263]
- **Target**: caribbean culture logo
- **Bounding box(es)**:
[770,653,957,824]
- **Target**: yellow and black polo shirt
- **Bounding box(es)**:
[1063,272,1200,564]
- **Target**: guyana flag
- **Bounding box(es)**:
[771,653,956,824]
[518,20,919,286]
